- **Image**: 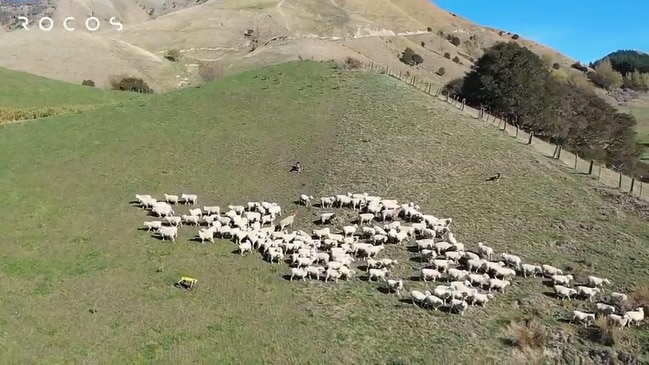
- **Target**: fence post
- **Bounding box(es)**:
[502,118,507,131]
[556,146,562,159]
[461,98,466,110]
[573,154,578,169]
[618,173,622,188]
[640,182,643,198]
[597,164,602,180]
[515,124,519,138]
[588,160,594,175]
[630,178,635,195]
[527,132,534,145]
[552,145,559,158]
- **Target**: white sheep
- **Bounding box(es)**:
[576,286,600,302]
[244,211,261,223]
[306,266,326,280]
[312,227,330,239]
[260,214,276,226]
[181,214,200,226]
[488,278,510,293]
[434,241,453,255]
[372,234,388,245]
[463,251,480,261]
[554,285,577,300]
[228,205,245,215]
[466,258,486,273]
[188,208,202,217]
[143,221,162,231]
[342,224,358,237]
[468,292,495,307]
[320,196,335,208]
[152,204,174,218]
[542,264,563,277]
[368,267,389,282]
[416,239,435,252]
[500,252,522,269]
[158,226,178,242]
[378,258,398,268]
[424,294,445,310]
[520,264,542,278]
[289,267,308,281]
[420,268,442,283]
[610,292,628,303]
[320,212,336,224]
[181,194,198,205]
[164,194,179,204]
[238,241,253,256]
[197,227,215,243]
[494,267,516,279]
[410,290,429,306]
[420,249,435,263]
[623,308,644,327]
[386,279,404,295]
[468,273,490,287]
[449,299,469,315]
[267,251,284,264]
[432,259,451,273]
[551,274,574,286]
[447,268,469,281]
[595,302,616,317]
[338,266,356,280]
[444,250,464,264]
[571,310,596,327]
[587,275,611,288]
[299,194,314,206]
[324,268,342,283]
[608,314,630,328]
[359,213,375,225]
[476,242,493,259]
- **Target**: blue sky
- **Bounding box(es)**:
[433,0,648,63]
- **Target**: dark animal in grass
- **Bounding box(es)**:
[289,161,302,173]
[485,173,501,182]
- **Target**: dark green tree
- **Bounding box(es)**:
[461,41,559,135]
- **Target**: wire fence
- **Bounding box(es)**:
[357,61,647,201]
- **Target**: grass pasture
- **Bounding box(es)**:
[0,61,648,364]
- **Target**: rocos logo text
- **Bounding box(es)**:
[16,16,124,32]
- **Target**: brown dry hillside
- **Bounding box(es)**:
[0,0,579,90]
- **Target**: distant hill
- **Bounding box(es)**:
[590,50,649,76]
[0,0,580,91]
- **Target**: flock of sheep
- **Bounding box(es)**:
[134,192,644,328]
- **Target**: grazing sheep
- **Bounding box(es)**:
[164,194,179,204]
[159,226,178,242]
[342,224,358,237]
[320,196,335,208]
[447,268,469,281]
[571,310,596,327]
[576,286,600,302]
[289,267,308,281]
[420,268,442,283]
[554,285,577,300]
[410,290,428,306]
[466,258,486,273]
[276,213,297,231]
[368,267,389,282]
[520,264,542,278]
[181,194,198,205]
[268,251,284,264]
[468,292,495,307]
[378,258,398,268]
[197,227,215,243]
[432,259,451,273]
[152,204,174,218]
[299,194,314,206]
[424,294,445,310]
[386,279,404,295]
[359,213,375,225]
[610,292,628,303]
[449,299,469,315]
[434,241,453,255]
[493,267,517,280]
[500,253,522,269]
[623,308,644,327]
[238,241,253,256]
[420,249,436,263]
[261,214,276,226]
[324,268,342,283]
[488,278,510,293]
[372,234,388,245]
[188,208,202,217]
[306,266,326,280]
[320,213,336,224]
[143,221,162,231]
[551,274,574,286]
[468,273,490,287]
[608,314,630,328]
[181,214,200,226]
[444,250,464,264]
[587,275,611,288]
[542,264,563,277]
[595,302,616,317]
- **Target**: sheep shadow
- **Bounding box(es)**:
[311,219,326,226]
[376,286,392,295]
[128,200,141,205]
[542,291,558,299]
[406,245,420,253]
[188,237,206,243]
[357,265,369,271]
[541,279,555,287]
[409,275,422,282]
[230,249,243,255]
[292,200,307,207]
[409,256,425,263]
[398,298,414,305]
[281,274,299,282]
[312,203,324,208]
[137,227,153,232]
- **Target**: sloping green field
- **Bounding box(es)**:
[0,67,139,109]
[0,61,647,364]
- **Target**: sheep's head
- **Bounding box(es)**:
[604,279,611,285]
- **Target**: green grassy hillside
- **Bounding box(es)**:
[0,67,140,109]
[0,61,647,364]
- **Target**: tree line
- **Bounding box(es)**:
[445,42,648,181]
[588,50,649,91]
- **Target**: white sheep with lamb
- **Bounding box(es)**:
[131,191,643,328]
